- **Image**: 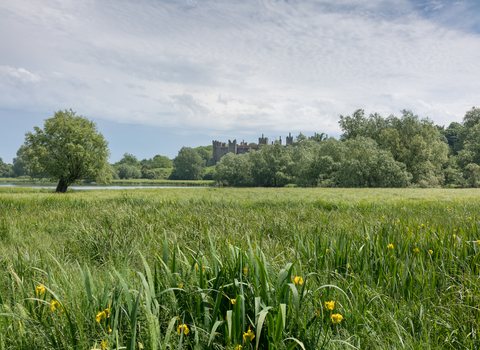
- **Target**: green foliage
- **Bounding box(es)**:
[194,146,213,166]
[117,164,142,179]
[214,153,253,186]
[140,155,172,169]
[24,109,111,192]
[0,158,14,178]
[440,122,463,154]
[12,145,31,177]
[117,153,139,167]
[249,145,293,187]
[170,147,205,180]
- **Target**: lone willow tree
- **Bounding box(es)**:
[25,109,111,192]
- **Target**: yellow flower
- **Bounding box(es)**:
[50,300,60,311]
[469,217,472,219]
[396,220,400,223]
[453,234,456,239]
[428,250,433,254]
[387,244,394,249]
[382,216,385,218]
[243,267,248,275]
[36,285,46,295]
[243,327,255,342]
[108,325,112,333]
[477,240,480,245]
[231,298,236,305]
[326,249,329,253]
[421,224,424,226]
[407,227,409,230]
[177,324,189,335]
[195,263,199,270]
[178,284,183,289]
[236,346,243,350]
[96,311,107,322]
[331,313,343,324]
[293,276,303,285]
[325,301,335,311]
[101,340,108,350]
[413,248,419,253]
[346,263,350,268]
[315,310,321,317]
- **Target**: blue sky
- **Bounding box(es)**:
[1,0,479,163]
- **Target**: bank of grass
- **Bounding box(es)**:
[0,188,480,349]
[0,177,214,186]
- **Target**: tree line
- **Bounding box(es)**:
[2,107,480,191]
[213,107,480,187]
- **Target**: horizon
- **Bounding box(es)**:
[1,0,479,163]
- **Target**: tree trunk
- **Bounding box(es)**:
[56,179,69,193]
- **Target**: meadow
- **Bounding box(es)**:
[0,187,479,349]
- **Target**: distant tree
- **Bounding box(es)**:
[151,155,172,168]
[117,164,141,179]
[0,158,14,178]
[249,144,293,187]
[194,146,213,166]
[24,109,111,192]
[169,147,205,180]
[12,145,30,177]
[440,122,463,154]
[293,132,307,145]
[117,153,139,167]
[214,153,252,186]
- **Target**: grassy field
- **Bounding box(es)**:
[0,187,479,349]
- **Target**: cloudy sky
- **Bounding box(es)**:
[1,0,479,162]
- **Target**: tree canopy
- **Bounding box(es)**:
[24,109,111,192]
[169,147,205,180]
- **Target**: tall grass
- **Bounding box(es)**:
[0,188,479,349]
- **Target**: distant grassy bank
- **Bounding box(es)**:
[0,177,214,186]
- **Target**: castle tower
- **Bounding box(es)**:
[258,134,269,145]
[286,133,293,146]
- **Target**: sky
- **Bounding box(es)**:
[1,0,479,163]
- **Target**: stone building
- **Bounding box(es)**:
[211,134,296,164]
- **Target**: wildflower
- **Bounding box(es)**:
[396,220,400,223]
[421,224,424,226]
[325,301,335,311]
[326,249,329,253]
[315,310,321,317]
[413,248,419,253]
[231,298,236,305]
[101,340,109,350]
[453,234,456,239]
[293,276,303,285]
[469,217,472,220]
[477,240,480,245]
[243,327,255,342]
[177,324,189,335]
[331,313,343,324]
[346,263,350,269]
[243,267,248,275]
[418,226,420,228]
[428,250,433,254]
[407,227,409,230]
[36,285,46,295]
[236,346,243,350]
[195,263,199,269]
[105,303,111,315]
[50,300,60,311]
[178,284,183,289]
[108,325,112,333]
[387,244,394,249]
[96,311,107,322]
[382,216,385,218]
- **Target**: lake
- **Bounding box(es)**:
[0,183,206,190]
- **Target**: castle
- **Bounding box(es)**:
[211,133,295,164]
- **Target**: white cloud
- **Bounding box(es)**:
[0,0,479,136]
